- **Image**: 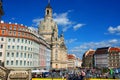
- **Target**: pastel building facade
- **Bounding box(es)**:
[67,54,76,69]
[0,21,51,70]
[94,47,120,68]
[94,47,109,68]
[108,47,120,68]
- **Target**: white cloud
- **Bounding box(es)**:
[108,39,118,44]
[32,11,72,31]
[53,11,73,32]
[28,27,38,32]
[32,10,85,32]
[68,39,120,58]
[108,25,120,35]
[53,11,72,26]
[73,24,85,31]
[11,18,15,20]
[65,39,77,44]
[32,18,43,26]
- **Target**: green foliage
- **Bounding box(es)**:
[102,67,109,73]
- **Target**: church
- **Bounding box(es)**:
[38,2,68,69]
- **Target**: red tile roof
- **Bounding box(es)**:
[109,47,120,52]
[67,54,76,59]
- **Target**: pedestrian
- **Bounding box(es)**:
[81,70,86,80]
[77,73,81,80]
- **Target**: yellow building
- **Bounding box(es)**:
[38,3,67,69]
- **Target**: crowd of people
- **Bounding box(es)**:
[32,68,120,80]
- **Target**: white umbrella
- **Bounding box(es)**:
[32,70,40,73]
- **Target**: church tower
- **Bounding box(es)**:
[38,1,68,69]
[45,3,52,18]
[38,2,58,45]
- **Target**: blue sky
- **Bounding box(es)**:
[2,0,120,59]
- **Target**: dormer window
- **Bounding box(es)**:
[10,26,12,30]
[14,26,16,30]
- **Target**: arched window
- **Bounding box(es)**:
[56,64,58,68]
[47,10,49,15]
[55,53,58,60]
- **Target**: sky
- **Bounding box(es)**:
[2,0,120,59]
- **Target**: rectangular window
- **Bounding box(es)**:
[14,31,16,35]
[28,47,30,50]
[18,27,21,31]
[17,45,19,49]
[10,26,12,30]
[24,61,26,66]
[20,60,22,65]
[22,32,24,36]
[3,26,6,29]
[24,53,26,58]
[2,30,4,34]
[13,39,15,42]
[6,61,9,65]
[11,61,13,65]
[16,60,18,65]
[1,38,4,41]
[21,53,23,57]
[27,61,29,66]
[26,33,28,37]
[21,46,23,50]
[31,54,32,58]
[0,44,3,49]
[17,38,20,42]
[7,52,10,57]
[14,26,16,30]
[18,32,20,36]
[8,45,10,49]
[16,52,19,57]
[28,54,29,58]
[9,31,12,35]
[22,39,24,43]
[29,41,30,44]
[25,40,27,43]
[0,60,2,66]
[12,46,15,49]
[0,52,2,57]
[25,46,27,50]
[8,38,11,42]
[12,53,14,57]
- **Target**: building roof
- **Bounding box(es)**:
[95,47,110,54]
[67,54,76,59]
[84,49,95,57]
[109,47,120,52]
[46,3,52,8]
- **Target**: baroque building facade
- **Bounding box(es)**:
[94,47,120,68]
[0,21,51,79]
[38,3,68,69]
